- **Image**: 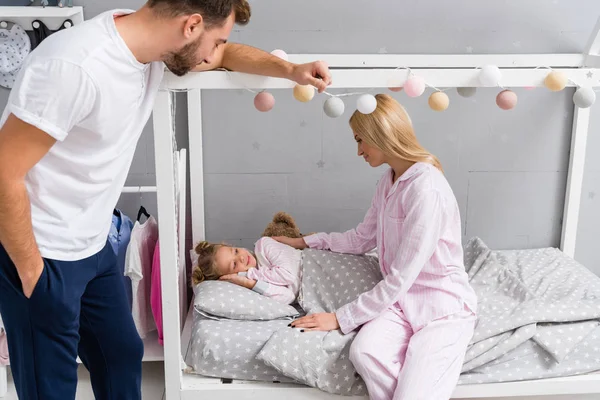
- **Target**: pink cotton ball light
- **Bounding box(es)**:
[404,76,425,97]
[496,90,517,110]
[254,91,275,112]
[271,49,288,61]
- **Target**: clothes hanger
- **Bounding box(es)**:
[136,206,150,222]
[113,209,120,217]
[31,20,52,50]
[58,19,73,31]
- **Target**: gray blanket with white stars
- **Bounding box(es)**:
[256,249,382,396]
[458,237,600,385]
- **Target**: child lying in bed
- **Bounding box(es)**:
[192,237,302,305]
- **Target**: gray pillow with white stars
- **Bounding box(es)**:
[193,280,300,321]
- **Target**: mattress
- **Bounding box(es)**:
[187,311,296,383]
[186,240,600,393]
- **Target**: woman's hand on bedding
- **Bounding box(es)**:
[289,313,340,332]
[219,274,257,290]
[272,236,308,250]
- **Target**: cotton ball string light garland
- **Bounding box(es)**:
[496,90,518,110]
[428,92,449,111]
[404,76,426,97]
[253,91,275,112]
[323,96,345,118]
[270,49,288,61]
[573,87,596,108]
[357,94,377,114]
[293,84,315,102]
[544,70,568,91]
[457,87,476,98]
[479,65,502,87]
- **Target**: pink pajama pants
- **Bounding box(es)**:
[349,306,476,400]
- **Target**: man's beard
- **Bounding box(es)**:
[163,35,203,77]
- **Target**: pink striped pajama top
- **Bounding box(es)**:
[240,237,303,305]
[304,162,478,334]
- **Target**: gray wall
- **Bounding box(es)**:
[1,0,599,274]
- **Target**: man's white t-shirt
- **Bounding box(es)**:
[0,9,165,261]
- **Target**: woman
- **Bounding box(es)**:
[274,94,478,400]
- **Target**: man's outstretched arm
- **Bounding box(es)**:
[193,42,332,92]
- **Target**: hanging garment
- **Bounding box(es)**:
[150,241,163,345]
[0,22,31,89]
[124,215,158,339]
[0,318,8,366]
[108,209,134,309]
[30,20,52,50]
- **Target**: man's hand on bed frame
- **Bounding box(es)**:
[192,43,332,93]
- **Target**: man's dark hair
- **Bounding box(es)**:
[147,0,251,27]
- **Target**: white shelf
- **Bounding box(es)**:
[141,330,165,362]
[0,5,84,30]
[0,6,83,18]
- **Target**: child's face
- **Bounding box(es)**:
[214,246,257,276]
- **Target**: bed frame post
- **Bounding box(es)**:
[560,18,599,258]
[153,89,183,400]
[560,106,590,258]
[187,89,206,244]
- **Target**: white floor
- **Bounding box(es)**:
[2,362,165,400]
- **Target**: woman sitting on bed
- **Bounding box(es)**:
[274,94,478,400]
[191,236,301,305]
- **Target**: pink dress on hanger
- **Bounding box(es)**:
[0,328,8,366]
[150,241,163,345]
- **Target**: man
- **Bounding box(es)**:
[0,1,332,399]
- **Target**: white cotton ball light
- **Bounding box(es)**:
[293,84,315,102]
[457,87,477,98]
[271,49,288,61]
[254,91,275,112]
[573,87,596,108]
[479,65,502,87]
[404,76,426,97]
[323,96,345,118]
[356,94,377,114]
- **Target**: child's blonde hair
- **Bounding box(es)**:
[191,241,228,285]
[349,93,443,172]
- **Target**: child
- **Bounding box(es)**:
[274,94,478,400]
[192,236,302,305]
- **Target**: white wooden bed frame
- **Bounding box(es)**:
[151,17,600,400]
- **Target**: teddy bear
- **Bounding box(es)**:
[262,211,311,238]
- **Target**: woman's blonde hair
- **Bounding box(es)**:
[191,241,228,286]
[349,93,443,172]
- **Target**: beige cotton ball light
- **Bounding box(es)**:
[293,84,315,102]
[544,71,568,91]
[428,92,449,111]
